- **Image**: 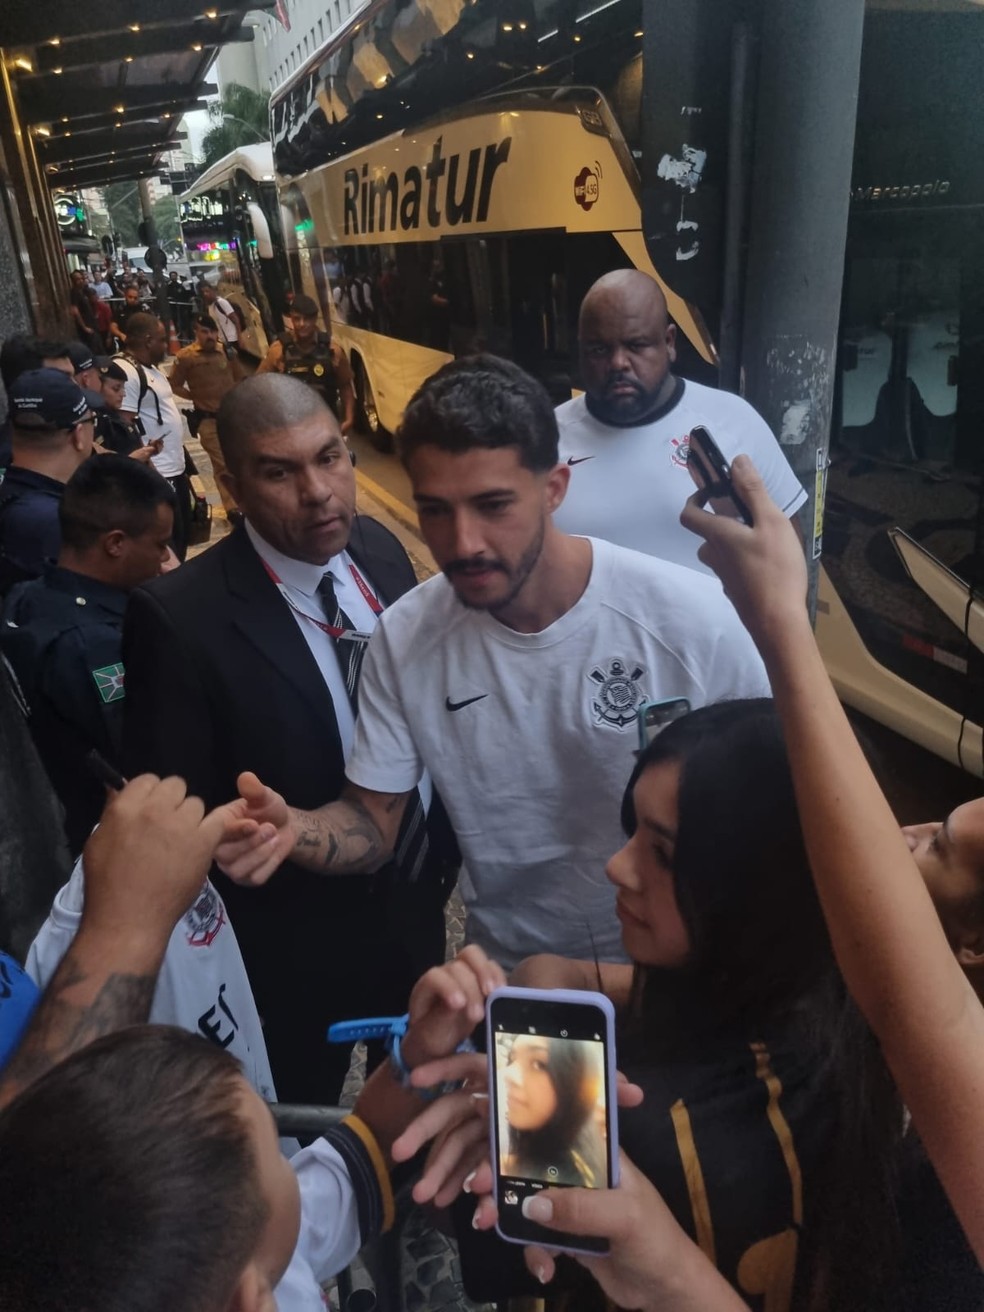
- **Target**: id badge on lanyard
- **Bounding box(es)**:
[262,558,382,641]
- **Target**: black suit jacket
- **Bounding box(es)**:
[122,518,454,962]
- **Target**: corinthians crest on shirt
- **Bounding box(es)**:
[588,658,647,730]
[184,881,225,948]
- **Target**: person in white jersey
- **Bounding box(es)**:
[115,312,193,559]
[1,775,514,1312]
[215,355,771,970]
[202,281,244,350]
[554,269,807,570]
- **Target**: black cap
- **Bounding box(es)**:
[9,368,102,430]
[100,360,129,383]
[66,341,95,375]
[193,313,217,330]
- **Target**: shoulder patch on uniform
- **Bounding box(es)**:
[92,662,126,703]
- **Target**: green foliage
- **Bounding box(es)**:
[101,181,142,244]
[200,83,270,170]
[151,194,181,245]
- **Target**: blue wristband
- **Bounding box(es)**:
[326,1011,475,1100]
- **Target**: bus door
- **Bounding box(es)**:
[822,208,984,770]
[440,229,575,400]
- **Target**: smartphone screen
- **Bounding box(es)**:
[487,988,618,1254]
[637,696,691,750]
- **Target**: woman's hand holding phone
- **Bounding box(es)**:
[516,1152,750,1311]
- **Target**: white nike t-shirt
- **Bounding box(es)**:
[555,379,807,572]
[346,537,771,969]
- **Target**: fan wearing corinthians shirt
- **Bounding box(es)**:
[554,269,807,568]
[215,356,770,970]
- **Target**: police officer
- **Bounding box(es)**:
[0,369,100,594]
[169,315,243,522]
[256,293,356,434]
[0,455,175,855]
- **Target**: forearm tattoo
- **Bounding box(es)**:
[0,957,156,1109]
[293,796,393,873]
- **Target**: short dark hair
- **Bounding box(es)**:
[290,293,319,318]
[397,355,559,473]
[1,335,71,391]
[60,453,175,549]
[216,372,336,474]
[123,313,160,343]
[0,1026,268,1312]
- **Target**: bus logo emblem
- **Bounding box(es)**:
[574,165,600,211]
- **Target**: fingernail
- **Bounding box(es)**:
[471,1206,482,1229]
[535,1265,548,1286]
[463,1170,477,1194]
[522,1195,552,1222]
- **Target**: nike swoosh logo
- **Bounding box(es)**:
[567,455,595,465]
[445,694,489,712]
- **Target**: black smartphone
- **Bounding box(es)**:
[686,425,754,525]
[636,696,691,750]
[487,987,619,1255]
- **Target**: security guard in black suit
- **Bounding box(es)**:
[1,456,175,855]
[256,293,357,435]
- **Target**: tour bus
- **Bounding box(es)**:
[271,0,984,779]
[179,143,291,359]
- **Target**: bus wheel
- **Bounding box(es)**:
[354,357,393,453]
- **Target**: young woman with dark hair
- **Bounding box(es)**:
[512,698,902,1312]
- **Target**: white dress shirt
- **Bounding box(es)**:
[246,522,376,758]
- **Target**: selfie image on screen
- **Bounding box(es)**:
[494,1031,607,1189]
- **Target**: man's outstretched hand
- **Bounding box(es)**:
[214,771,295,885]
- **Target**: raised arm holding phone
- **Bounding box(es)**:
[680,455,984,1264]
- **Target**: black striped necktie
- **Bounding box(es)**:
[316,570,429,882]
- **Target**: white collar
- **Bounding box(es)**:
[245,520,348,599]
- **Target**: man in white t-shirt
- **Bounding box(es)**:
[202,282,244,348]
[554,269,807,571]
[116,312,192,558]
[216,356,771,969]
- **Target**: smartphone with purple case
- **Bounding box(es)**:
[486,985,619,1254]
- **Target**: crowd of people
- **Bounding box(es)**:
[0,265,982,1310]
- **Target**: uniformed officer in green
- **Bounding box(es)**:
[256,293,357,435]
[0,455,175,855]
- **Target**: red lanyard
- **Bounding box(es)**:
[262,558,381,640]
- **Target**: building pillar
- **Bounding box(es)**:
[0,58,72,341]
[739,0,866,612]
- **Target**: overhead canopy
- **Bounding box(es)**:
[2,0,276,190]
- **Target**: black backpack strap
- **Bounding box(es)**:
[116,354,162,426]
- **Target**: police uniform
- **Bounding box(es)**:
[1,564,128,855]
[0,467,65,593]
[278,331,352,421]
[169,341,242,515]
